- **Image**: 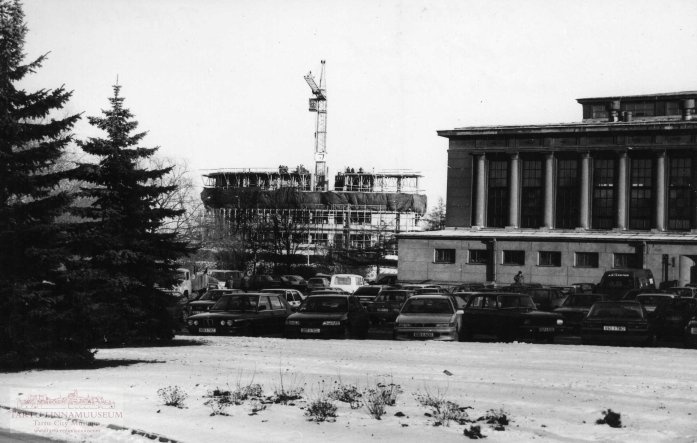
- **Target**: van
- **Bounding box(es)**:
[596,269,655,300]
[330,274,365,294]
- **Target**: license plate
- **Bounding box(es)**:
[604,325,626,332]
[377,308,388,312]
[691,327,697,335]
[301,328,320,333]
[414,332,434,338]
[539,327,554,332]
[199,328,216,333]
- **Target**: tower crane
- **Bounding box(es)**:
[305,60,327,191]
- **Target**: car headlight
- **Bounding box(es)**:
[226,320,234,326]
[193,320,198,326]
[220,320,226,326]
[322,320,341,326]
[187,320,193,325]
[556,319,564,326]
[286,320,300,326]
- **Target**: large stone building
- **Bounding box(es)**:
[398,91,697,286]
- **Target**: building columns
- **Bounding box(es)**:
[656,151,666,231]
[580,152,590,229]
[508,153,520,228]
[475,154,486,227]
[544,153,554,228]
[617,152,628,230]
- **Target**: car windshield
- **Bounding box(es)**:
[601,275,633,289]
[497,295,536,309]
[563,294,602,307]
[210,271,233,281]
[212,294,260,311]
[308,278,326,284]
[299,297,348,313]
[588,304,645,319]
[198,291,230,301]
[401,298,453,314]
[376,292,408,302]
[636,296,670,306]
[354,287,381,296]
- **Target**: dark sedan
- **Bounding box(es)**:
[684,316,697,347]
[554,293,610,334]
[367,289,414,324]
[186,289,244,319]
[650,297,697,339]
[460,292,563,342]
[284,295,370,339]
[187,292,291,336]
[353,285,384,309]
[581,301,655,346]
[516,287,566,311]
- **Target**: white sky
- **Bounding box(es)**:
[20,0,697,207]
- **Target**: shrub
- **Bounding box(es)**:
[272,369,305,404]
[329,383,362,409]
[305,398,338,422]
[414,390,469,426]
[484,409,509,431]
[464,425,486,439]
[596,409,622,428]
[157,385,188,408]
[363,389,387,419]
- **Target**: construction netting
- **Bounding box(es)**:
[201,187,427,214]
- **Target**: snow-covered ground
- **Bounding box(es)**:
[1,336,696,442]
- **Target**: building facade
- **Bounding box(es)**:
[202,167,426,258]
[398,91,697,286]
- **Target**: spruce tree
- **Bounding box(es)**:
[0,0,90,367]
[74,84,190,344]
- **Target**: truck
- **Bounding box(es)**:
[174,268,210,298]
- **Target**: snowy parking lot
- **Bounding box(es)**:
[2,336,697,442]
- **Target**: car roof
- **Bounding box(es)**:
[307,294,351,299]
[593,300,642,306]
[408,294,453,300]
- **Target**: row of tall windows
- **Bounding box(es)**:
[476,155,694,230]
[434,248,637,269]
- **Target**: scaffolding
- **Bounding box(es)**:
[201,168,425,255]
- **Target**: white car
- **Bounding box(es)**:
[261,288,305,308]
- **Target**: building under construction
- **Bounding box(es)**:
[201,167,427,256]
[199,61,426,259]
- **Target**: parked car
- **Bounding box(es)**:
[553,293,610,333]
[450,292,480,309]
[207,269,244,289]
[330,274,365,294]
[453,282,487,293]
[650,297,697,339]
[353,285,384,308]
[244,274,283,291]
[374,274,398,285]
[261,288,305,308]
[307,277,331,292]
[571,283,596,294]
[186,289,244,319]
[595,269,656,300]
[666,286,697,298]
[281,275,308,293]
[309,288,349,295]
[635,293,677,315]
[460,292,563,342]
[515,287,566,311]
[684,316,697,347]
[284,294,370,339]
[367,289,415,324]
[393,295,464,341]
[186,292,292,336]
[414,286,450,295]
[580,301,655,346]
[621,288,670,301]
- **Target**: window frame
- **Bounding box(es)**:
[538,251,562,267]
[575,252,599,268]
[502,250,525,266]
[434,248,456,264]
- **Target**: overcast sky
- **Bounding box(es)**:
[20,0,697,207]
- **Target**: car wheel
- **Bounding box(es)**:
[646,333,657,347]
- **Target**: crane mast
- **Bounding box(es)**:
[305,60,327,191]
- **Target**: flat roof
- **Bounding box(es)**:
[576,90,697,104]
[398,228,697,244]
